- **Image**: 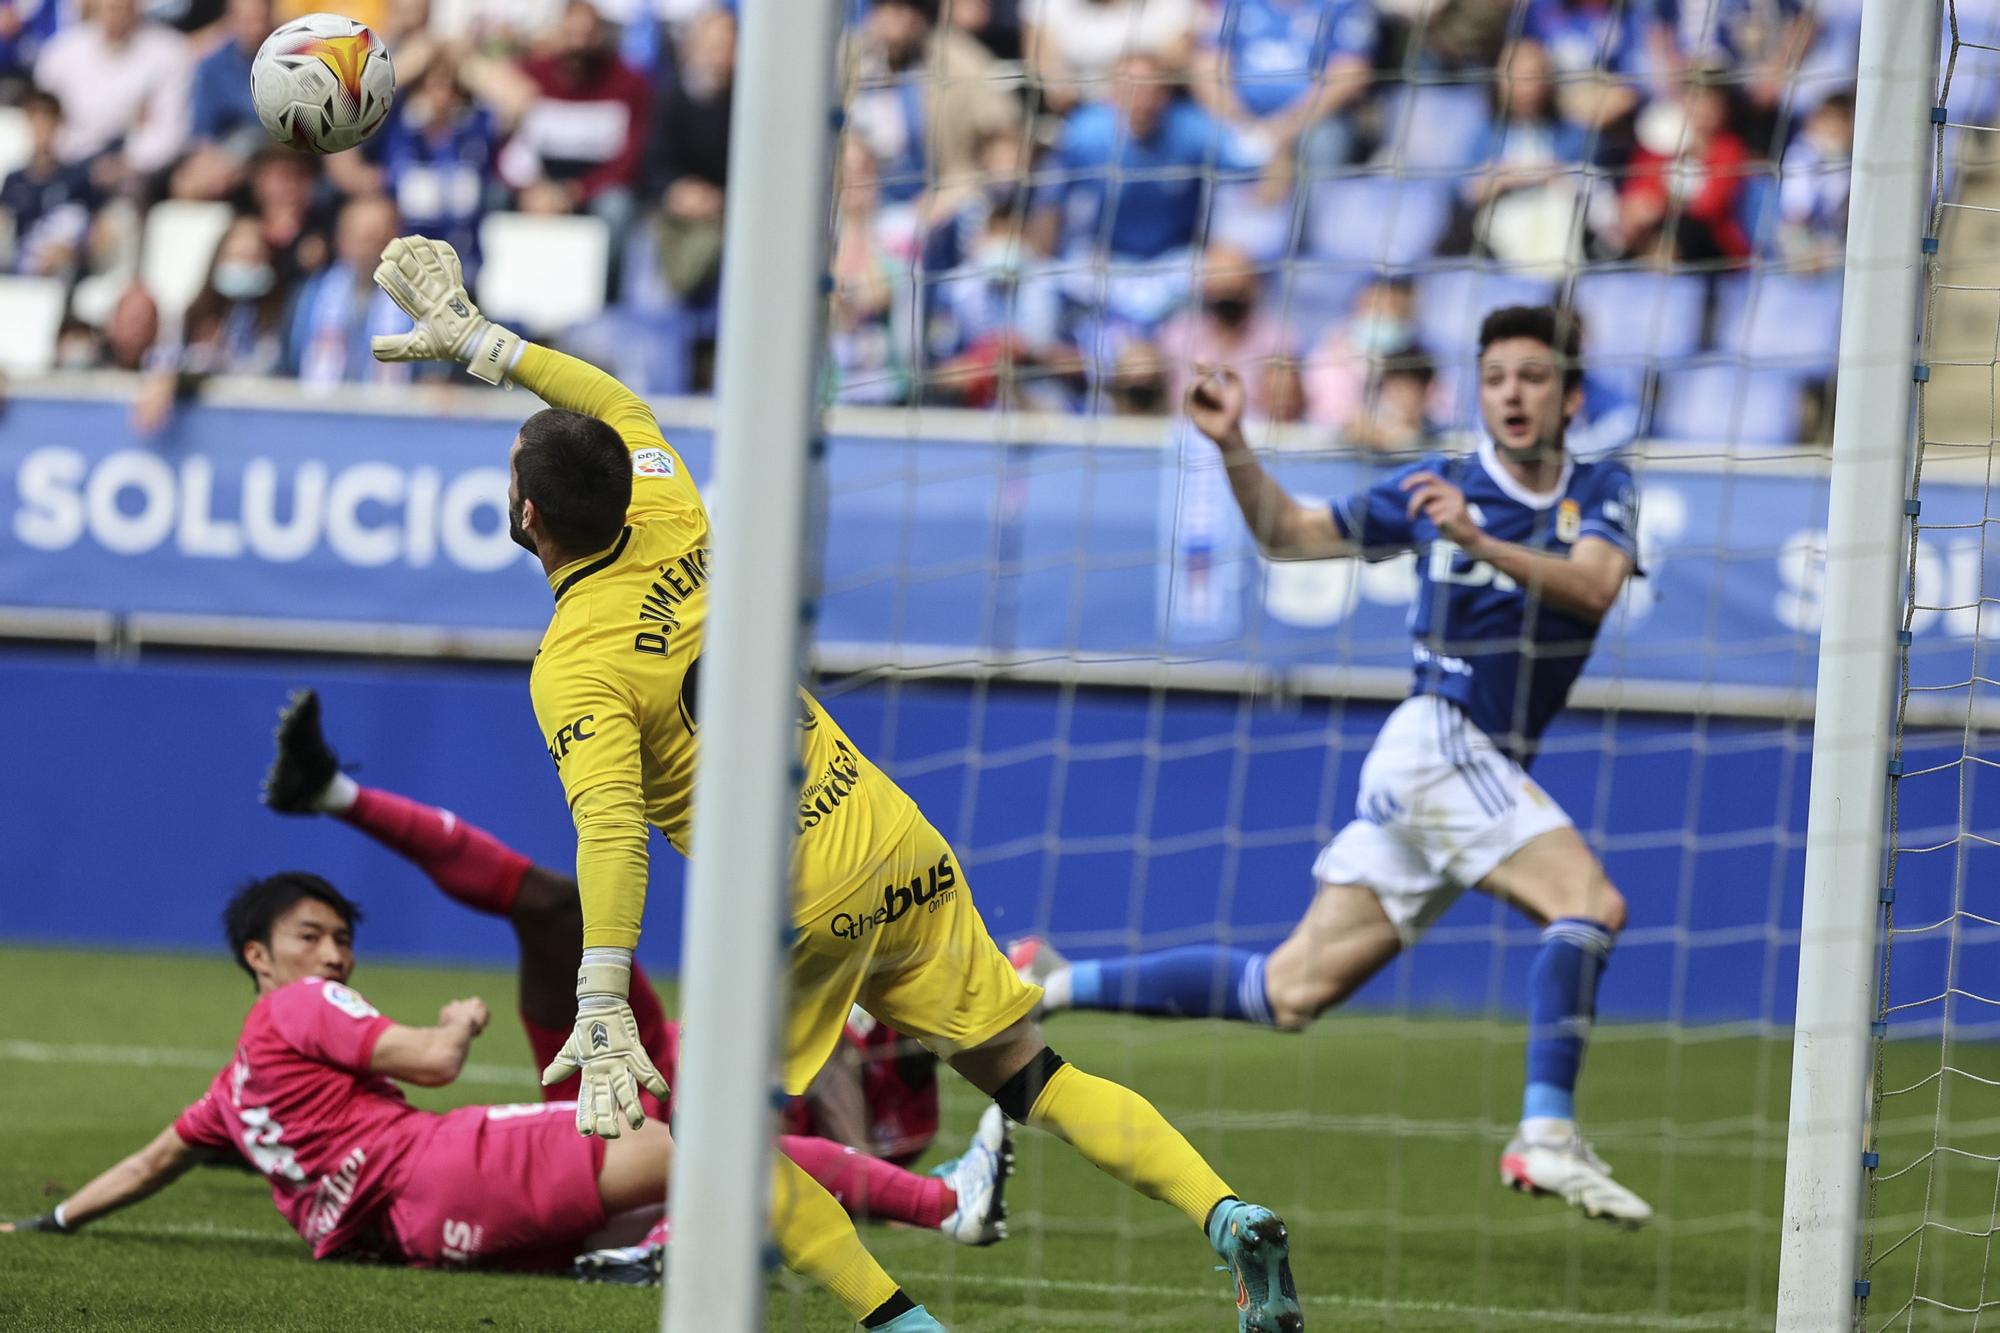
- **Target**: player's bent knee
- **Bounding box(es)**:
[512,866,583,928]
[1581,880,1627,933]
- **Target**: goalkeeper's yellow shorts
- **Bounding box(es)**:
[784,817,1042,1095]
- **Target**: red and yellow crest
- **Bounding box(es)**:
[1556,498,1581,544]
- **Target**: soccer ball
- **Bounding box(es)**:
[250,13,395,155]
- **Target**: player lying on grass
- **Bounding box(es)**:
[0,867,1009,1276]
[368,232,1303,1333]
[260,685,999,1241]
[1013,307,1654,1227]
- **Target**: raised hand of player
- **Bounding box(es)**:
[1401,471,1487,551]
[1186,364,1249,451]
[369,234,522,386]
[439,997,490,1036]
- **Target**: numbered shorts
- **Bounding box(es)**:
[1312,695,1572,946]
[385,1102,607,1271]
[785,817,1043,1096]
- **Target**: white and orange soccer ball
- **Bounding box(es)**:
[249,13,396,155]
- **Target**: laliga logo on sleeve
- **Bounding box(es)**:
[632,448,676,478]
[321,982,380,1020]
[1556,499,1581,544]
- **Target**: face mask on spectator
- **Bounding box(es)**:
[1205,293,1254,328]
[215,262,275,300]
[1120,381,1166,413]
[974,236,1022,280]
[1351,314,1412,356]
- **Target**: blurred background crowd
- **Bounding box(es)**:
[0,0,1945,450]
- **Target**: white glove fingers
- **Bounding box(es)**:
[592,1079,623,1139]
[612,1067,646,1131]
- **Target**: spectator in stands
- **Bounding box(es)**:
[286,192,412,387]
[1777,89,1851,272]
[503,0,649,247]
[1105,337,1168,415]
[643,4,733,304]
[1673,0,1816,149]
[1616,68,1752,263]
[372,50,501,268]
[1034,51,1268,332]
[33,0,191,189]
[1525,0,1679,133]
[827,134,912,405]
[0,0,63,95]
[843,0,1020,230]
[1,88,98,278]
[1021,0,1195,112]
[1194,0,1377,177]
[103,281,161,371]
[1340,347,1439,457]
[1154,241,1297,418]
[1299,275,1417,431]
[1456,39,1599,269]
[245,145,331,287]
[922,133,1081,411]
[172,0,276,201]
[132,214,294,430]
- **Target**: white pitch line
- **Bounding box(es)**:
[75,1221,1764,1331]
[0,1039,536,1090]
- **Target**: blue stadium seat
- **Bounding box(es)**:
[1374,82,1494,176]
[1415,266,1560,368]
[1570,268,1709,401]
[1269,263,1378,344]
[1713,270,1845,372]
[1652,361,1808,446]
[1306,176,1455,267]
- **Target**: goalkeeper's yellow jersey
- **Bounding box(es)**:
[519,345,919,949]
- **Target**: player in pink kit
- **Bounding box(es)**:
[4,872,664,1270]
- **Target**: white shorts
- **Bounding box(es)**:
[1312,695,1573,945]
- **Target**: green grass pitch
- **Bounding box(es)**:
[0,944,1989,1331]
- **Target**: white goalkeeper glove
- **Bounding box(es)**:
[369,234,523,386]
[540,949,670,1138]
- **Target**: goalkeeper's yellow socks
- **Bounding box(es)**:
[768,1151,906,1321]
[1009,1052,1233,1226]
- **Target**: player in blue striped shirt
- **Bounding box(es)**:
[1016,305,1653,1226]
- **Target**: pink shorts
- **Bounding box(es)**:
[385,1102,607,1271]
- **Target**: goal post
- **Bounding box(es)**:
[660,0,841,1327]
[1775,0,1939,1327]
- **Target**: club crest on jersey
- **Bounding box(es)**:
[632,448,676,478]
[320,981,379,1021]
[1556,499,1581,544]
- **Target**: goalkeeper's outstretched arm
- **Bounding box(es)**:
[2,1124,201,1235]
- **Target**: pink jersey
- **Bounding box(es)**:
[173,978,439,1258]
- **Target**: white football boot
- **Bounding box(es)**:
[936,1105,1014,1246]
[1500,1129,1654,1227]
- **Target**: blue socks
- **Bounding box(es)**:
[1069,946,1275,1024]
[1523,918,1615,1123]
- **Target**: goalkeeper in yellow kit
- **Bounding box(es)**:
[369,234,1303,1333]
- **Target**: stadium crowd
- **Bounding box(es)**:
[0,0,1905,447]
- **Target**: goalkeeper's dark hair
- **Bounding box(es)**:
[223,872,363,983]
[1477,304,1584,393]
[515,408,633,556]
